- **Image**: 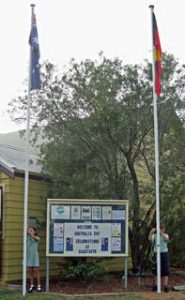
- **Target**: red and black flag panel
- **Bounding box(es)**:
[152,12,162,96]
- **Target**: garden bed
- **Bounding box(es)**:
[48,268,185,294]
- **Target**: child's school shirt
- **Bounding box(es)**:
[27,235,40,267]
[152,233,169,253]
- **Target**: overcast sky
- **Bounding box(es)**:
[1,0,185,133]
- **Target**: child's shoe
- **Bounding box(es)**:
[164,285,169,292]
[28,285,35,293]
[37,285,42,292]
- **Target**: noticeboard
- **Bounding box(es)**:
[46,199,129,257]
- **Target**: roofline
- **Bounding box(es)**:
[0,163,15,178]
[0,143,41,177]
[15,171,48,182]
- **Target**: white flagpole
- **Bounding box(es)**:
[149,5,161,293]
[22,4,35,296]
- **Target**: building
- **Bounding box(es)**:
[0,131,127,284]
[0,132,49,282]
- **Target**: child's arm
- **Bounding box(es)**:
[148,228,156,241]
[28,228,40,241]
[160,230,169,242]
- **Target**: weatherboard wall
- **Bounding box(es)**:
[0,171,130,283]
[0,172,51,282]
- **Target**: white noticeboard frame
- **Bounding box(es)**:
[46,199,129,257]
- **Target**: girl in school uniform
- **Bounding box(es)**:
[27,226,42,292]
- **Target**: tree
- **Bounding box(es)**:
[9,53,185,270]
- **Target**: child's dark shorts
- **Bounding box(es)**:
[153,252,170,276]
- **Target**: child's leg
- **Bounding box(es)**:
[162,276,169,292]
[34,267,41,286]
[29,267,34,286]
[162,275,169,286]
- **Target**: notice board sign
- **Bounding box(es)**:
[46,199,129,257]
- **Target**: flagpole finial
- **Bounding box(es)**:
[149,5,154,9]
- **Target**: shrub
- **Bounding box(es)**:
[63,262,106,281]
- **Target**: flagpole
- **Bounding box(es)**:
[149,5,161,293]
[22,4,35,296]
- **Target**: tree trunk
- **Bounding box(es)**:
[126,155,141,271]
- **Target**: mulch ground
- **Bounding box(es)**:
[48,268,185,295]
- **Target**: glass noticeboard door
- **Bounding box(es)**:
[46,199,129,257]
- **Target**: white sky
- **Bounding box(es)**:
[1,0,185,133]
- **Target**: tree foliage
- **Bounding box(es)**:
[9,53,185,270]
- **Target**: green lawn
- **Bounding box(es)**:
[0,291,147,300]
[0,289,185,300]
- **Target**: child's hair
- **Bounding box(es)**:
[160,224,165,230]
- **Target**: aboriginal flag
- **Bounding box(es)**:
[152,12,162,96]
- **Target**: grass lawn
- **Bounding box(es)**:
[0,289,185,300]
[0,291,146,300]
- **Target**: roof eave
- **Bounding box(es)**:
[0,163,15,178]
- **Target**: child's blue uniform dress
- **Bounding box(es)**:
[27,235,40,267]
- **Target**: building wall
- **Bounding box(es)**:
[0,172,130,283]
[0,172,53,282]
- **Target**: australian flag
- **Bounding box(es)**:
[29,12,41,90]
